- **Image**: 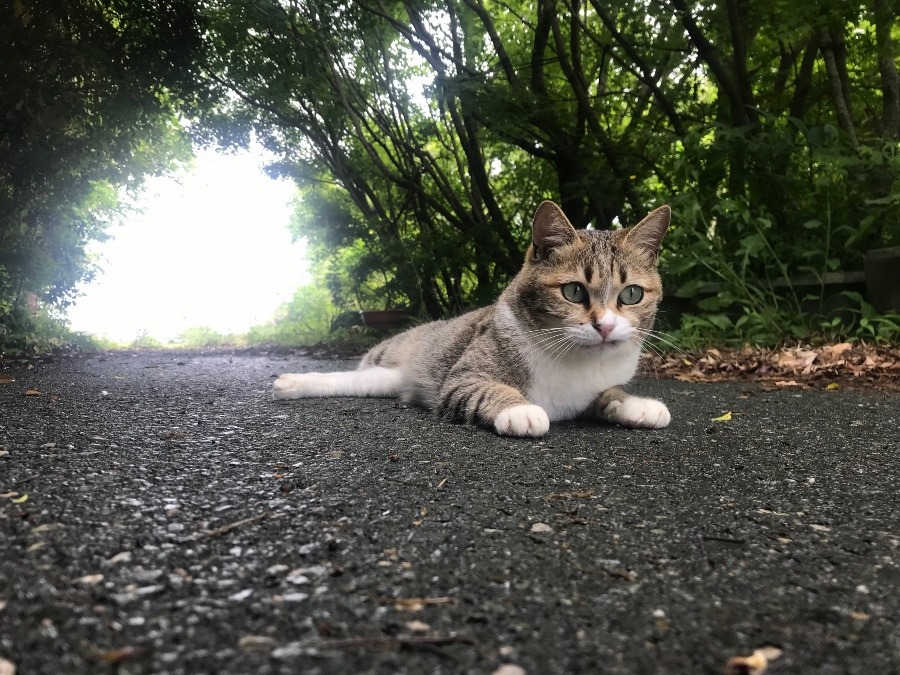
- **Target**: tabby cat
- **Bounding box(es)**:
[273,200,671,437]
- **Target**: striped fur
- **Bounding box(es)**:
[273,201,672,437]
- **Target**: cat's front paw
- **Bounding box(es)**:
[604,396,670,429]
[494,404,550,437]
[273,373,322,399]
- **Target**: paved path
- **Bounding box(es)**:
[0,351,898,674]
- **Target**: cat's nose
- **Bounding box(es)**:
[593,323,615,339]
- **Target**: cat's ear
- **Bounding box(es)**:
[623,205,670,257]
[532,201,577,260]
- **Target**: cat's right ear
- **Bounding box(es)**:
[532,201,577,261]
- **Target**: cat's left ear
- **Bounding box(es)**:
[532,201,577,260]
[623,205,671,257]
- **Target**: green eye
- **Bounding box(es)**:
[618,285,644,305]
[561,282,587,304]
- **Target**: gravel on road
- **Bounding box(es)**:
[1,350,898,674]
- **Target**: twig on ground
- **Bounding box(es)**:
[325,634,474,650]
[193,512,268,540]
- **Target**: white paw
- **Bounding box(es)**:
[494,404,550,438]
[272,373,322,399]
[605,396,670,429]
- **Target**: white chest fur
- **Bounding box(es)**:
[526,345,641,421]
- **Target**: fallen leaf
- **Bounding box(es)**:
[389,596,456,612]
[828,342,853,358]
[0,374,14,384]
[76,574,104,585]
[774,380,800,387]
[724,646,783,675]
[238,635,276,651]
[711,411,733,422]
[107,551,132,564]
[99,646,152,663]
[404,620,431,633]
[10,494,28,504]
[529,522,553,533]
[24,389,42,396]
[493,665,527,675]
[0,657,14,675]
[0,492,18,499]
[810,523,831,532]
[826,382,840,390]
[26,542,45,553]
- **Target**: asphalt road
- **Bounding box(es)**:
[0,350,898,674]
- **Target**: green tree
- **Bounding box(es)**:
[200,0,898,326]
[0,0,204,348]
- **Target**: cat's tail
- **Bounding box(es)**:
[272,366,404,399]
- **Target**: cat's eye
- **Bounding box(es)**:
[561,282,587,304]
[618,285,644,306]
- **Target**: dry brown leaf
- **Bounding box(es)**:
[404,620,431,633]
[76,574,104,585]
[724,646,783,675]
[24,389,42,396]
[823,343,853,361]
[0,374,13,384]
[238,635,276,651]
[389,596,456,612]
[99,646,152,663]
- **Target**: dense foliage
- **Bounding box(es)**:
[0,0,204,349]
[201,0,900,343]
[2,0,898,350]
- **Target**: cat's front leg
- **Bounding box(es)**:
[493,404,550,437]
[438,379,550,438]
[586,386,671,429]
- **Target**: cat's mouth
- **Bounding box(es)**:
[579,335,628,350]
[589,339,624,349]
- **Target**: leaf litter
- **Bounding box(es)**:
[642,342,900,391]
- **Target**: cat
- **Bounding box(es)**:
[273,200,671,438]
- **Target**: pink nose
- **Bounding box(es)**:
[594,323,615,339]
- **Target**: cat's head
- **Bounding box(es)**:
[507,200,670,351]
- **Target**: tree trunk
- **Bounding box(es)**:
[874,0,900,139]
[818,26,859,149]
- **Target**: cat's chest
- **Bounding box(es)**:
[526,347,640,421]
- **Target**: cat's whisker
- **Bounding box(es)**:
[635,326,686,346]
[632,327,690,358]
[520,333,573,360]
[553,336,581,367]
[523,330,583,369]
[522,333,576,368]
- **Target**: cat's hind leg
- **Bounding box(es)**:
[273,366,404,399]
[586,386,670,429]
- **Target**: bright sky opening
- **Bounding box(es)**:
[66,147,308,343]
